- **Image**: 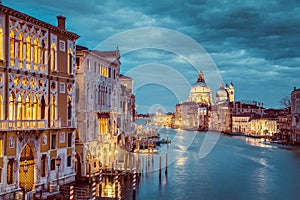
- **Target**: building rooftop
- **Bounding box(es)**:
[0,4,80,39]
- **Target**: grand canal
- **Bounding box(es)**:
[99,126,300,200]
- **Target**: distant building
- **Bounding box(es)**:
[152,107,173,127]
[174,102,199,130]
[291,87,300,143]
[232,115,251,133]
[248,118,277,137]
[0,5,79,198]
[210,83,231,133]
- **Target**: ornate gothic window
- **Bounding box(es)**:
[33,95,39,120]
[18,32,24,68]
[0,95,2,120]
[9,93,16,120]
[16,93,23,121]
[41,95,46,119]
[25,35,32,70]
[24,94,32,120]
[9,30,16,66]
[34,37,39,70]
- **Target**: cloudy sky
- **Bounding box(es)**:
[5,0,300,113]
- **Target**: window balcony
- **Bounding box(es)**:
[0,120,47,131]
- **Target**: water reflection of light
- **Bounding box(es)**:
[243,137,277,149]
[175,156,187,167]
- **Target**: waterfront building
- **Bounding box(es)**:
[174,102,199,130]
[231,101,264,117]
[75,46,121,178]
[210,83,231,133]
[232,115,251,134]
[291,87,300,143]
[0,5,79,198]
[120,74,135,133]
[248,118,277,137]
[152,107,174,127]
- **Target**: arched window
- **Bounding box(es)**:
[67,48,72,74]
[9,30,16,66]
[0,27,3,60]
[34,37,39,70]
[50,43,56,70]
[50,95,56,122]
[17,93,23,121]
[25,35,31,70]
[24,94,32,120]
[9,93,16,120]
[33,95,39,120]
[40,40,46,65]
[18,33,24,67]
[67,96,72,120]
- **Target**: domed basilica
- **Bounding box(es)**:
[187,70,212,106]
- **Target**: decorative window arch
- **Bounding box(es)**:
[67,95,72,120]
[18,32,24,65]
[33,95,39,120]
[25,35,32,70]
[16,93,23,121]
[9,30,16,66]
[24,93,32,120]
[9,92,16,120]
[33,37,40,70]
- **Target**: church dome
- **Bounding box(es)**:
[215,82,229,103]
[187,70,212,105]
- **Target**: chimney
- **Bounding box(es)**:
[57,15,66,30]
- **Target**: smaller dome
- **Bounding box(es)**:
[215,83,229,103]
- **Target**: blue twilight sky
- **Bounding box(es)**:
[5,0,300,113]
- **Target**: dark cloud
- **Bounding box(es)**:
[5,0,300,112]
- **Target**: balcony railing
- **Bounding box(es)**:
[0,120,47,131]
[67,118,77,128]
[50,119,61,128]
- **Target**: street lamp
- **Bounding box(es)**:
[56,156,61,192]
[24,160,28,200]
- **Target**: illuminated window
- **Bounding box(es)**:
[33,95,39,120]
[0,138,2,157]
[40,40,46,65]
[10,30,16,66]
[16,93,23,121]
[25,94,32,120]
[67,48,73,74]
[50,95,56,122]
[7,159,14,184]
[50,43,56,70]
[9,93,16,120]
[18,33,24,68]
[0,95,2,120]
[34,37,39,70]
[0,27,3,60]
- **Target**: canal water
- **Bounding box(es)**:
[101,127,300,200]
